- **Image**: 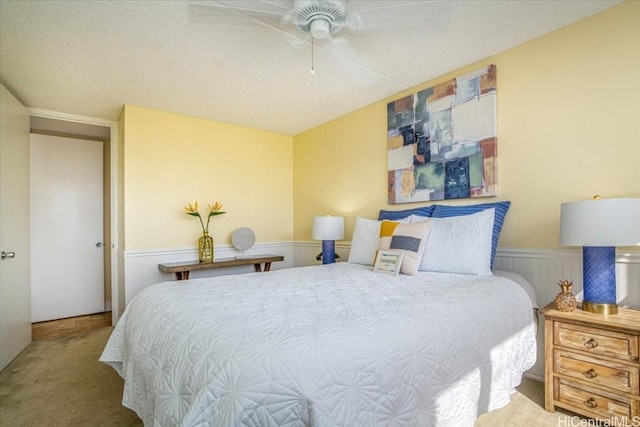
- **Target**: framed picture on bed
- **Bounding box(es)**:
[373,250,404,275]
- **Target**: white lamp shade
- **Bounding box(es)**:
[312,216,344,240]
[560,198,640,246]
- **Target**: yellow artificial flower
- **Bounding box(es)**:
[184,200,226,234]
[208,201,224,213]
[184,202,198,214]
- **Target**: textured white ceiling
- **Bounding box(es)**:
[0,0,621,135]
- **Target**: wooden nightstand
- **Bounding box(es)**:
[541,302,640,425]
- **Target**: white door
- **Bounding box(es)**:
[0,84,32,370]
[30,134,104,322]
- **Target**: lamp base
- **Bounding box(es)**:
[582,246,618,315]
[321,240,336,265]
[582,302,618,315]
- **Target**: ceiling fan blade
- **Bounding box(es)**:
[188,0,303,43]
[346,0,451,33]
[187,1,295,30]
[324,36,409,88]
[189,0,291,19]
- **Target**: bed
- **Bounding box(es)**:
[100,262,537,426]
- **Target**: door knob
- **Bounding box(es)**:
[1,251,16,259]
[96,242,103,248]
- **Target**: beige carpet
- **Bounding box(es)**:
[1,327,579,426]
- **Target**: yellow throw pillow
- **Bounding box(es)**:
[378,220,432,275]
[374,220,399,265]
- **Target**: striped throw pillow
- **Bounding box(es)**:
[378,205,434,221]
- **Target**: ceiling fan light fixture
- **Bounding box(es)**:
[309,18,330,39]
[293,0,346,39]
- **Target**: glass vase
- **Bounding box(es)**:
[198,232,214,263]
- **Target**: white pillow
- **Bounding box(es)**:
[348,217,382,266]
[409,208,495,275]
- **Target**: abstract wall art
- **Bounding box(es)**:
[387,65,497,203]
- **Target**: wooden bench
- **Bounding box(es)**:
[158,254,284,280]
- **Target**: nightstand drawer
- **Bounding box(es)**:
[557,378,637,422]
[554,321,639,362]
[555,350,639,394]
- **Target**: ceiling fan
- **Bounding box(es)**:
[189,0,449,41]
[188,0,450,78]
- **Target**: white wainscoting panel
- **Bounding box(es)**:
[123,242,293,306]
[494,248,640,310]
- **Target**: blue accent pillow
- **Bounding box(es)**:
[431,201,511,269]
[378,205,434,221]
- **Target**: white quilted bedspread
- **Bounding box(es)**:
[100,263,536,427]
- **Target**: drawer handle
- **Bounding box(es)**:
[582,368,598,379]
[584,338,598,349]
[584,398,597,409]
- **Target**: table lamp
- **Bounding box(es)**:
[312,215,344,264]
[560,196,640,314]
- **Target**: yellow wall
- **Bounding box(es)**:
[122,105,293,250]
[293,1,640,249]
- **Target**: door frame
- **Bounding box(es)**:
[29,108,121,324]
